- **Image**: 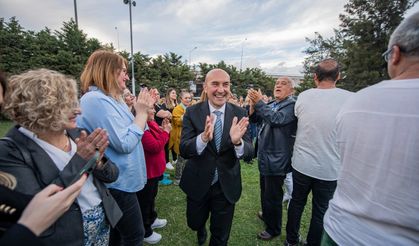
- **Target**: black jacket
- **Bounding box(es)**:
[179,101,254,204]
[0,125,122,246]
[250,97,297,176]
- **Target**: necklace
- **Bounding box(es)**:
[62,136,70,152]
[36,131,70,152]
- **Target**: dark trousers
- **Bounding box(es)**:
[164,143,169,163]
[286,170,337,246]
[136,177,159,237]
[164,143,177,162]
[186,182,235,246]
[109,189,145,246]
[260,174,285,236]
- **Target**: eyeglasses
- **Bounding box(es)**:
[382,47,393,62]
[382,45,419,62]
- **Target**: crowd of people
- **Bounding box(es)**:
[0,11,418,246]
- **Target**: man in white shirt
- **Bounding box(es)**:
[323,11,419,245]
[285,59,353,246]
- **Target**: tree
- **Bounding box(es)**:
[0,17,103,80]
[140,52,194,94]
[301,0,418,93]
[198,62,275,97]
[0,17,30,74]
[54,19,102,78]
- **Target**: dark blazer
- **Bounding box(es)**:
[179,101,254,204]
[250,97,297,176]
[0,223,43,246]
[0,125,122,246]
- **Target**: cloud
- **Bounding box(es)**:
[0,0,351,75]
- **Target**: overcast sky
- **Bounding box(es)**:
[1,0,418,75]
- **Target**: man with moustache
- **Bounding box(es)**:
[179,68,254,246]
[247,77,297,240]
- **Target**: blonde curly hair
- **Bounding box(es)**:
[3,69,79,132]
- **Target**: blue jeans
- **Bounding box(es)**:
[286,169,336,246]
[109,189,145,246]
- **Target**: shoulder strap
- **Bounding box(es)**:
[0,137,45,187]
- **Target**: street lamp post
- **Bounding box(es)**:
[123,0,136,94]
[115,27,120,52]
[73,0,78,27]
[189,46,198,67]
[240,38,247,73]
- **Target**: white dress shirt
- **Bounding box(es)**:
[196,102,244,157]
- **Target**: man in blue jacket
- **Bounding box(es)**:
[248,77,297,241]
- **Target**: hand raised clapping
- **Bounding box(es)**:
[201,115,215,143]
[75,128,108,161]
[134,88,155,115]
[161,118,172,133]
[229,116,249,145]
[247,88,263,105]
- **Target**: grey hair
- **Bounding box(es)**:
[277,76,296,88]
[388,11,419,57]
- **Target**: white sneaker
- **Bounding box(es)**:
[151,218,167,229]
[166,162,174,170]
[144,231,162,244]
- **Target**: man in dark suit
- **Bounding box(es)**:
[180,68,254,246]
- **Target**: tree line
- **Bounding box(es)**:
[297,0,418,93]
[0,17,275,97]
[1,0,417,97]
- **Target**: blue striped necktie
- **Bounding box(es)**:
[212,110,222,185]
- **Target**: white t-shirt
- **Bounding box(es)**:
[292,88,353,180]
[324,79,419,245]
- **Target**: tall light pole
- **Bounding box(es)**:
[115,26,120,51]
[240,38,247,73]
[189,46,198,67]
[123,0,136,94]
[73,0,78,27]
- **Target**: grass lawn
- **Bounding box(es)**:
[157,162,312,246]
[0,120,312,245]
[0,120,13,137]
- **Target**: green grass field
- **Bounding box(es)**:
[157,162,312,246]
[0,120,312,245]
[0,120,13,137]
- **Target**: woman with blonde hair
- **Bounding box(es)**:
[77,49,154,246]
[161,88,177,170]
[0,69,121,246]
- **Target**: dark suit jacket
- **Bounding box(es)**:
[0,125,122,246]
[179,101,254,204]
[0,223,43,246]
[249,97,297,176]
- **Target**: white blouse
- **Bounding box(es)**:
[19,127,102,212]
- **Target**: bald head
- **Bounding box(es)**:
[314,59,340,82]
[203,68,231,109]
[205,69,230,84]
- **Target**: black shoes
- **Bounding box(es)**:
[197,227,207,245]
[257,230,276,240]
